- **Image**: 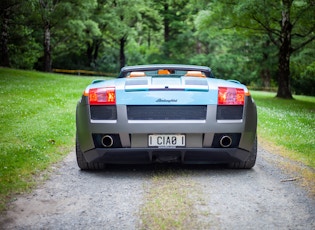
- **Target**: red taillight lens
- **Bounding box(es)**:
[88,87,116,105]
[218,87,244,105]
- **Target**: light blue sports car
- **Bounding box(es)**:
[76,64,257,170]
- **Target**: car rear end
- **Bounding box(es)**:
[76,68,257,169]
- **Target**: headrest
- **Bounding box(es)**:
[158,69,170,75]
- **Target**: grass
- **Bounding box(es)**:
[0,68,99,211]
[139,170,210,230]
[251,91,315,168]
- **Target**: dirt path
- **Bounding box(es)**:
[0,147,314,229]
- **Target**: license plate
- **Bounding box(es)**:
[148,134,185,147]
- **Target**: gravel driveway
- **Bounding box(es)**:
[0,147,314,229]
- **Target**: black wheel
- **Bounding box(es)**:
[228,136,257,169]
[76,134,106,170]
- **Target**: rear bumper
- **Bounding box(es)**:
[82,147,251,164]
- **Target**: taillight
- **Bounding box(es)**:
[88,87,116,105]
[218,87,244,105]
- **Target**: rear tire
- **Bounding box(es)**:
[76,134,106,170]
[228,136,257,169]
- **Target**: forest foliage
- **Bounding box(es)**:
[1,0,315,96]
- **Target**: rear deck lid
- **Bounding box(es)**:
[124,77,209,92]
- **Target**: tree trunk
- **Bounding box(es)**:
[260,69,271,89]
[93,40,100,62]
[119,36,126,69]
[276,0,293,99]
[147,29,151,48]
[43,23,52,72]
[1,8,10,67]
[260,41,271,89]
[87,42,93,66]
[163,3,170,43]
[196,41,203,54]
[277,47,292,98]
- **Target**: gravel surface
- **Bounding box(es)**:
[0,147,314,229]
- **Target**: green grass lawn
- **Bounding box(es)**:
[0,68,103,211]
[251,91,315,168]
[0,68,314,212]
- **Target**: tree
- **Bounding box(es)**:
[0,0,42,69]
[100,0,161,69]
[85,2,105,68]
[0,0,15,67]
[274,0,315,98]
[51,0,161,72]
[196,0,315,98]
[33,0,97,72]
[152,0,197,62]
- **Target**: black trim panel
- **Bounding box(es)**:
[127,105,207,120]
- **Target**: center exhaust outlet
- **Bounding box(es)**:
[220,135,232,148]
[101,135,114,147]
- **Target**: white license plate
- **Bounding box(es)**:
[148,134,185,147]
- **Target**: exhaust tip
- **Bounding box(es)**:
[220,136,232,148]
[101,135,114,148]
